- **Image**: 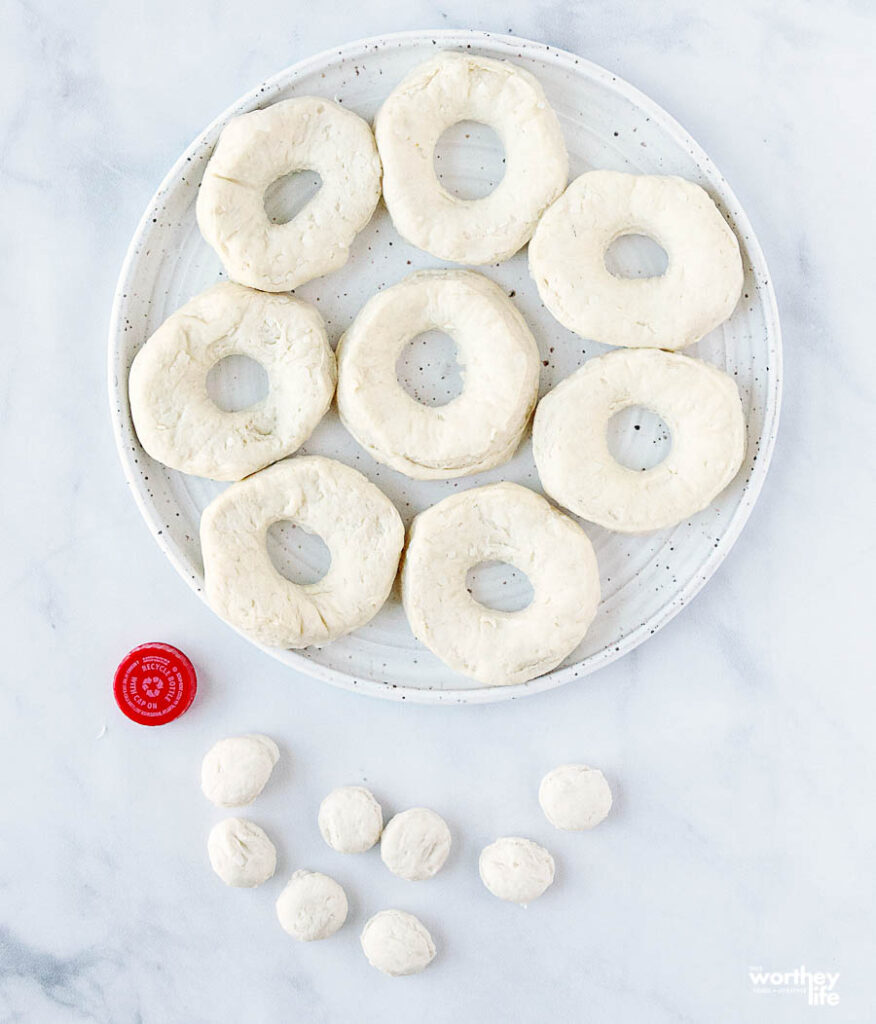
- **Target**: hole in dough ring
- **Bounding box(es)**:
[375,52,568,265]
[529,171,744,349]
[201,456,404,648]
[337,270,540,480]
[533,349,746,533]
[129,282,336,482]
[196,97,382,292]
[401,482,601,686]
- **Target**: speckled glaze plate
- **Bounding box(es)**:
[108,29,781,704]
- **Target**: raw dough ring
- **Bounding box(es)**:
[529,171,744,349]
[375,52,568,264]
[533,349,746,533]
[200,456,404,647]
[129,282,335,482]
[196,97,381,292]
[401,482,600,686]
[337,270,540,480]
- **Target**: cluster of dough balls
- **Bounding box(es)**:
[317,787,450,975]
[199,734,616,974]
[201,735,281,888]
[477,764,612,906]
[318,786,453,884]
[200,737,356,945]
[199,740,448,976]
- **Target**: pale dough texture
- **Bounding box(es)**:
[275,870,348,941]
[208,817,277,888]
[337,270,540,479]
[375,52,567,264]
[318,786,384,854]
[539,764,613,830]
[380,808,451,881]
[360,910,436,976]
[200,456,405,648]
[479,837,555,904]
[197,97,381,292]
[201,734,280,807]
[129,282,336,481]
[529,170,743,349]
[401,482,601,686]
[533,348,746,533]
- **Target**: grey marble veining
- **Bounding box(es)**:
[1,1,874,1021]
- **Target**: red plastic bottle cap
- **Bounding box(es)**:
[113,642,197,726]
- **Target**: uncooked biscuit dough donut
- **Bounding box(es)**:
[529,170,743,349]
[337,270,540,479]
[129,282,335,482]
[275,870,348,941]
[375,52,568,264]
[208,817,277,887]
[533,348,746,533]
[200,456,404,648]
[539,764,613,830]
[318,786,383,854]
[479,837,555,904]
[197,97,381,292]
[401,482,601,686]
[360,910,436,976]
[380,808,451,881]
[201,734,280,807]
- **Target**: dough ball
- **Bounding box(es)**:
[201,734,280,807]
[539,764,613,830]
[275,870,348,941]
[380,808,451,881]
[360,909,436,976]
[479,837,555,904]
[318,786,383,853]
[208,817,276,887]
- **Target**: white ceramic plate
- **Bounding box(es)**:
[108,29,781,704]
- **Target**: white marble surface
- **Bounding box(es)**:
[1,1,874,1021]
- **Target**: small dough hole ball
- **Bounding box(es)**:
[276,870,348,941]
[380,808,451,880]
[208,817,276,888]
[360,909,436,976]
[201,734,280,807]
[479,837,555,904]
[539,764,613,830]
[318,786,383,853]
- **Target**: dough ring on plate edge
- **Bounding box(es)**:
[197,97,381,292]
[375,51,568,264]
[529,170,743,349]
[200,456,404,648]
[337,270,540,480]
[129,282,335,482]
[401,482,600,686]
[533,348,746,533]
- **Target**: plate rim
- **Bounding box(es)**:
[107,27,783,705]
